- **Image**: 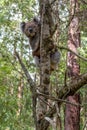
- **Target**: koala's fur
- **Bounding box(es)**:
[21,17,60,71]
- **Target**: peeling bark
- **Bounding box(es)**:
[65,94,80,130]
[65,0,80,129]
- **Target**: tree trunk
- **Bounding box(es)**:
[65,94,80,130]
[36,0,57,129]
[83,85,87,130]
[65,0,80,130]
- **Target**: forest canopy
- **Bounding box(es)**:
[0,0,87,130]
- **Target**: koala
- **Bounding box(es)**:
[20,17,60,71]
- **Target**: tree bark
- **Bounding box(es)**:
[35,0,59,129]
[65,94,80,130]
[36,0,54,129]
[65,0,80,130]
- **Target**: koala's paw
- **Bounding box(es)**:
[34,56,40,67]
[51,51,61,64]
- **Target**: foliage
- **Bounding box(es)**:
[0,0,87,129]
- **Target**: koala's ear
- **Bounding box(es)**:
[33,17,40,25]
[20,22,25,32]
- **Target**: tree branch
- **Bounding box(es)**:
[15,50,87,128]
[39,72,87,126]
[15,51,37,125]
[15,51,35,89]
[37,92,81,107]
[58,73,87,99]
[58,46,87,62]
[51,0,56,5]
[38,72,87,106]
[80,0,87,4]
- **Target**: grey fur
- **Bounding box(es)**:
[51,51,60,64]
[20,22,25,32]
[34,56,40,67]
[20,18,60,71]
[29,33,40,52]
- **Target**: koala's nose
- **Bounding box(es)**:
[29,28,33,33]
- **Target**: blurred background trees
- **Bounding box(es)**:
[0,0,87,129]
